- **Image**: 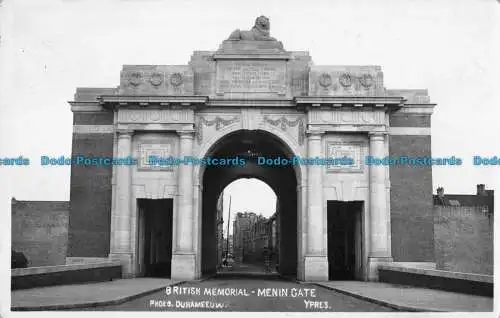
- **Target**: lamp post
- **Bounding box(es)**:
[225,195,232,262]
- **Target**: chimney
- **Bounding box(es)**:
[477,184,486,196]
[437,187,444,198]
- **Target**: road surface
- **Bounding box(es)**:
[85,276,395,312]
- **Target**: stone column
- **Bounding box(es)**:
[367,132,393,280]
[109,130,134,276]
[304,131,329,281]
[171,130,196,280]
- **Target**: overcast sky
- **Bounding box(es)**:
[0,0,499,283]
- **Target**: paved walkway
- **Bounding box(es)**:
[11,278,180,311]
[313,281,493,312]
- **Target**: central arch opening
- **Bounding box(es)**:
[219,178,277,273]
[200,130,299,278]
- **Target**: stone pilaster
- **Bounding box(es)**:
[194,183,203,279]
[304,130,329,281]
[367,132,393,280]
[171,130,197,280]
[109,130,134,276]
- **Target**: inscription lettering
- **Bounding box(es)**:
[217,62,286,94]
[310,111,383,125]
[118,110,191,123]
[230,65,276,89]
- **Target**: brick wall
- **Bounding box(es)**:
[68,131,114,257]
[389,135,435,262]
[68,101,115,258]
[11,199,69,267]
[434,206,493,275]
[389,114,431,127]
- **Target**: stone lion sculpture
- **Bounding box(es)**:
[227,15,276,41]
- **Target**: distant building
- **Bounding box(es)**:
[231,205,281,267]
[245,214,268,263]
[433,184,494,275]
[216,194,224,268]
[267,210,279,270]
[434,184,494,213]
[232,212,259,262]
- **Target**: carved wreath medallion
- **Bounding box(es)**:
[149,72,163,86]
[127,71,143,86]
[318,73,332,88]
[339,73,352,87]
[359,74,374,88]
[170,73,183,87]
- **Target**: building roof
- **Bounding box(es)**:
[433,191,494,214]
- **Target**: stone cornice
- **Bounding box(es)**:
[396,104,436,115]
[68,101,106,113]
[294,96,405,109]
[89,95,424,113]
[213,53,291,60]
[97,95,209,109]
[208,98,295,108]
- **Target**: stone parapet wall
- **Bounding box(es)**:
[378,264,493,297]
[386,89,431,104]
[11,199,69,267]
[309,65,385,97]
[11,261,121,290]
[119,65,194,95]
[74,87,118,102]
